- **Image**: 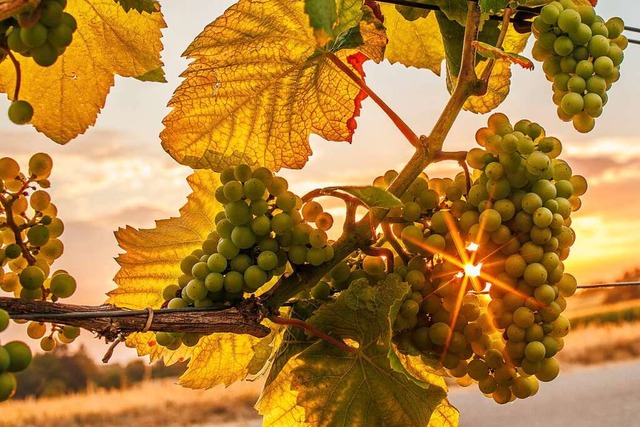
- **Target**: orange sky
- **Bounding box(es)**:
[1,0,639,361]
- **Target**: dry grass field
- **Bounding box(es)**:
[0,379,263,427]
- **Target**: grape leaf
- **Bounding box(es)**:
[304,0,337,45]
[0,0,165,143]
[135,67,167,83]
[288,277,447,426]
[113,0,158,14]
[429,400,460,427]
[108,170,267,388]
[381,5,445,75]
[160,0,386,172]
[463,27,530,113]
[331,185,404,209]
[257,357,310,427]
[423,0,469,26]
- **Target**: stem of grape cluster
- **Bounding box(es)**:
[0,47,22,100]
[480,7,513,83]
[269,314,358,354]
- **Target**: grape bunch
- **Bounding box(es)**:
[379,113,585,403]
[531,0,627,132]
[154,164,335,350]
[0,309,33,402]
[0,154,80,355]
[0,0,78,125]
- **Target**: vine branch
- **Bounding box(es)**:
[269,314,357,354]
[433,150,472,194]
[0,297,270,341]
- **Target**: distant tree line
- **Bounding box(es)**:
[14,345,187,398]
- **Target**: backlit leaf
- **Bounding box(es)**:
[381,5,445,74]
[428,400,460,427]
[290,277,447,426]
[161,0,386,172]
[108,170,264,388]
[332,185,404,208]
[113,0,157,13]
[479,0,509,13]
[0,0,165,143]
[257,357,310,427]
[474,41,534,70]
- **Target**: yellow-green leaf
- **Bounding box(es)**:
[381,5,445,75]
[0,0,165,143]
[428,400,459,427]
[160,0,386,172]
[463,28,531,113]
[108,170,221,309]
[257,357,310,427]
[290,277,447,426]
[333,185,404,208]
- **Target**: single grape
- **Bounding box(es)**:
[0,309,9,332]
[29,153,53,179]
[8,100,34,125]
[4,341,32,372]
[49,273,76,298]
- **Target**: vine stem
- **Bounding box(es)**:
[1,47,22,100]
[269,315,358,354]
[0,195,36,265]
[480,7,512,83]
[264,1,483,310]
[381,220,411,264]
[433,150,472,193]
[325,51,421,148]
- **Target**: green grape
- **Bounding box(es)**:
[155,331,175,347]
[306,247,325,266]
[223,181,244,202]
[27,224,50,247]
[0,309,9,332]
[566,75,585,94]
[62,325,80,340]
[19,266,46,290]
[167,297,188,309]
[49,273,76,298]
[557,9,581,33]
[594,56,614,78]
[224,201,251,225]
[230,225,256,249]
[271,213,293,235]
[32,42,58,67]
[0,346,10,372]
[428,322,451,346]
[21,23,48,48]
[4,244,21,260]
[7,28,28,53]
[8,100,34,125]
[276,191,296,211]
[553,36,574,56]
[185,279,208,301]
[560,92,584,115]
[30,190,52,211]
[575,60,594,79]
[4,341,32,372]
[233,164,252,182]
[363,256,385,276]
[180,254,199,275]
[29,153,53,179]
[0,372,17,401]
[588,35,610,57]
[572,112,595,133]
[257,251,278,271]
[0,157,20,180]
[536,357,560,382]
[229,254,252,273]
[308,229,328,248]
[539,4,560,25]
[243,178,266,201]
[162,284,180,301]
[223,271,244,293]
[244,265,268,290]
[268,176,288,196]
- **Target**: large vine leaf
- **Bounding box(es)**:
[107,170,268,388]
[429,400,459,427]
[113,0,157,14]
[381,5,445,74]
[0,0,165,143]
[257,357,310,427]
[286,278,447,426]
[160,0,387,172]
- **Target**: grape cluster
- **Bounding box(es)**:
[1,0,78,125]
[154,164,335,350]
[0,310,33,402]
[383,113,585,403]
[0,154,80,358]
[531,0,626,132]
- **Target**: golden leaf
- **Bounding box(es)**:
[161,0,386,172]
[381,5,444,75]
[0,0,165,143]
[428,399,459,427]
[256,357,310,427]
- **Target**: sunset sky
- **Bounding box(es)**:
[1,1,639,361]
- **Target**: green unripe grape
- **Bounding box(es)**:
[560,92,584,115]
[513,307,535,329]
[306,247,325,266]
[576,5,596,26]
[540,5,560,25]
[229,254,252,274]
[573,112,595,133]
[8,100,34,125]
[271,213,293,235]
[32,42,58,67]
[231,164,251,182]
[569,23,592,46]
[29,152,53,179]
[267,176,288,196]
[167,297,188,309]
[230,225,256,249]
[606,17,624,39]
[0,309,9,332]
[524,263,548,287]
[180,255,199,275]
[308,229,328,249]
[223,270,244,293]
[557,9,581,33]
[588,35,610,57]
[593,56,614,78]
[21,23,48,48]
[49,273,76,298]
[257,251,278,271]
[362,256,385,276]
[4,341,32,372]
[185,279,207,301]
[250,199,268,216]
[162,284,180,301]
[0,372,17,401]
[155,331,175,347]
[607,45,624,67]
[552,36,573,57]
[467,359,490,381]
[276,191,296,211]
[219,168,236,184]
[330,262,351,284]
[402,201,421,222]
[41,1,65,27]
[244,265,268,290]
[203,272,223,292]
[7,28,28,53]
[242,178,266,201]
[566,75,586,94]
[225,201,251,225]
[19,266,46,290]
[4,244,21,259]
[555,180,574,198]
[223,180,244,202]
[205,253,226,273]
[251,166,273,185]
[575,60,594,80]
[429,322,451,346]
[583,93,603,117]
[536,357,560,382]
[551,316,571,337]
[62,325,80,340]
[0,346,10,372]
